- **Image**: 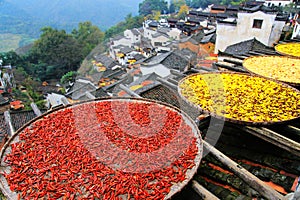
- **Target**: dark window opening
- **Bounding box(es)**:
[252,19,263,29]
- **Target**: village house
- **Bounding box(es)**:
[179,29,216,59]
[124,28,141,44]
[262,0,294,7]
[214,5,288,53]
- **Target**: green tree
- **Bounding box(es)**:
[169,2,176,13]
[105,14,144,40]
[177,5,189,19]
[29,27,84,80]
[0,51,23,67]
[139,0,168,16]
[72,21,104,56]
[60,71,78,84]
[190,0,218,9]
[185,0,191,6]
[172,0,186,12]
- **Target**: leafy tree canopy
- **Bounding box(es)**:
[177,5,189,19]
[60,71,79,84]
[172,0,186,12]
[105,14,144,40]
[72,21,104,56]
[139,0,168,15]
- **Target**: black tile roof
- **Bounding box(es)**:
[224,38,274,55]
[131,28,140,36]
[120,46,134,54]
[0,113,8,135]
[94,54,119,69]
[161,52,190,71]
[10,110,36,131]
[140,85,200,119]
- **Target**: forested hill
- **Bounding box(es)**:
[0,0,143,36]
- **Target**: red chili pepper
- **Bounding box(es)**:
[2,99,201,199]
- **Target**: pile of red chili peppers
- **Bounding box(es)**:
[3,99,200,199]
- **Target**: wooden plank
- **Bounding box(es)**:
[191,180,220,200]
[239,126,300,157]
[203,141,284,200]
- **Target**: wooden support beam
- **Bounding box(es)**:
[254,49,278,55]
[30,102,42,117]
[215,63,248,73]
[170,69,186,77]
[198,66,218,72]
[167,78,178,85]
[248,51,265,56]
[189,68,208,73]
[239,126,300,157]
[203,141,284,200]
[191,180,220,200]
[287,125,300,133]
[223,58,243,66]
[4,111,14,136]
[119,84,141,98]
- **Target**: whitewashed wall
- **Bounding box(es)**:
[215,11,284,53]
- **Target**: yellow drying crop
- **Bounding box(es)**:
[275,43,300,58]
[243,56,300,85]
[178,73,300,123]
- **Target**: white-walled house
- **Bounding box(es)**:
[215,6,287,53]
[263,0,293,7]
[166,28,181,40]
[124,28,141,44]
[151,33,170,47]
[143,27,157,40]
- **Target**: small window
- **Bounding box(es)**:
[253,19,263,29]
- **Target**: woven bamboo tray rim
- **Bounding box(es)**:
[0,97,203,200]
[177,71,300,126]
[242,55,300,86]
[275,43,300,58]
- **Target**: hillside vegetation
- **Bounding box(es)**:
[0,0,143,51]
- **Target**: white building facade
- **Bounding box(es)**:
[215,10,286,53]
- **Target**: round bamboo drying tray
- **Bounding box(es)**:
[275,43,300,58]
[243,55,300,87]
[0,97,203,200]
[178,72,300,126]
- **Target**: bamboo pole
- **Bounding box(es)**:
[239,126,300,157]
[203,141,284,200]
[191,180,220,200]
[287,125,300,133]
